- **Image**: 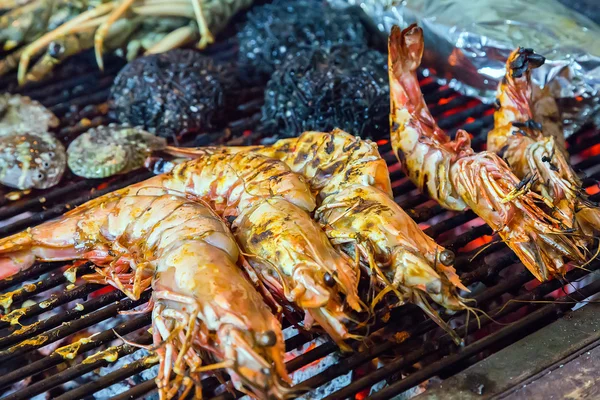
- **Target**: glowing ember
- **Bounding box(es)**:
[460,234,493,253]
[580,143,600,158]
[586,184,600,196]
[437,95,457,105]
[440,99,477,118]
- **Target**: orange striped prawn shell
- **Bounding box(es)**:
[0,189,292,399]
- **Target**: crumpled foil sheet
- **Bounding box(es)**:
[328,0,600,137]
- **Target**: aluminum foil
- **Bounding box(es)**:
[328,0,600,137]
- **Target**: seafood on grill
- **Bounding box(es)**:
[388,24,588,282]
[165,130,470,343]
[0,0,254,84]
[489,47,600,241]
[0,190,291,398]
[67,124,167,178]
[0,152,363,349]
[110,49,239,139]
[0,94,65,190]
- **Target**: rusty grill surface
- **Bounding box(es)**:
[0,47,599,400]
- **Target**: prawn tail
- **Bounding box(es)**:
[388,24,423,78]
[576,204,600,238]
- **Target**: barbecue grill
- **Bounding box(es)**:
[0,27,599,400]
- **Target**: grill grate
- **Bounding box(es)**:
[0,47,599,400]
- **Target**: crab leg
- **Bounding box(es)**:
[94,0,136,71]
[131,3,195,18]
[17,2,115,84]
[190,0,214,49]
[144,24,197,55]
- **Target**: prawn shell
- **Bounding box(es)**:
[0,132,66,190]
[67,125,167,178]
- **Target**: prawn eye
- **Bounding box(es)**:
[257,330,277,347]
[323,272,336,287]
[439,249,455,266]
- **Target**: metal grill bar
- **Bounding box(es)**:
[3,336,152,400]
[0,290,150,363]
[0,314,151,390]
[111,376,157,400]
[0,263,60,291]
[0,283,101,330]
[54,354,159,400]
[330,265,600,400]
[0,264,92,312]
[368,276,600,400]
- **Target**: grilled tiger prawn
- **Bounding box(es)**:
[167,129,469,343]
[489,47,600,240]
[388,24,587,282]
[0,190,291,399]
[147,151,364,348]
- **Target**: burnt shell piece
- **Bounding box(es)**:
[0,94,59,137]
[261,46,389,139]
[237,0,368,82]
[110,49,238,139]
[67,124,167,178]
[0,132,66,190]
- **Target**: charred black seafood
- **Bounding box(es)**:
[0,94,65,190]
[110,49,238,139]
[67,124,167,179]
[261,46,389,139]
[237,0,368,81]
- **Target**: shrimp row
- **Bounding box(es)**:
[388,24,588,282]
[166,129,470,343]
[0,189,290,399]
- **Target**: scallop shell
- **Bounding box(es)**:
[0,94,59,137]
[0,132,66,190]
[67,124,167,178]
